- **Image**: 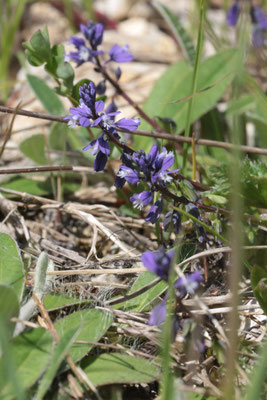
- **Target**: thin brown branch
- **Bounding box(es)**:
[124,129,267,156]
[0,105,65,123]
[1,105,265,155]
[0,165,94,175]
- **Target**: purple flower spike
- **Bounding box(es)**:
[175,270,203,297]
[251,6,267,30]
[148,299,166,326]
[109,44,134,63]
[226,1,240,26]
[141,248,174,281]
[80,21,104,49]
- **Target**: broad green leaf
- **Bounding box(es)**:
[55,309,113,363]
[0,284,19,337]
[49,122,67,151]
[56,62,74,89]
[2,177,52,196]
[226,94,255,116]
[82,353,159,386]
[43,294,90,310]
[29,28,50,61]
[135,49,238,152]
[0,234,24,300]
[119,271,167,312]
[0,318,25,400]
[35,327,80,400]
[251,266,267,314]
[0,328,52,399]
[153,1,196,66]
[19,134,48,165]
[27,74,64,115]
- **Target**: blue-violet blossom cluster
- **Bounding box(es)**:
[65,81,140,171]
[115,145,179,224]
[142,249,203,327]
[65,21,133,67]
[227,1,267,47]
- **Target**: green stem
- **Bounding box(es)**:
[160,245,180,399]
[182,0,205,172]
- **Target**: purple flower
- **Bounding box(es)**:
[175,270,203,297]
[226,1,240,26]
[116,145,177,190]
[145,198,163,224]
[142,248,202,333]
[141,248,174,281]
[250,6,267,47]
[130,191,153,210]
[64,102,93,128]
[148,299,166,326]
[109,44,134,63]
[83,135,110,171]
[117,166,139,185]
[251,6,267,29]
[65,36,103,66]
[65,82,140,171]
[226,2,267,47]
[80,21,104,49]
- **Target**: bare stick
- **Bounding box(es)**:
[0,165,94,175]
[1,105,265,155]
[28,267,147,277]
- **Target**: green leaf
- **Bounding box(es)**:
[2,177,52,196]
[0,328,52,399]
[27,74,64,115]
[82,353,159,386]
[135,49,238,152]
[0,234,24,300]
[23,28,51,66]
[48,122,67,151]
[0,284,19,337]
[54,309,113,363]
[43,293,90,310]
[243,176,267,209]
[119,271,167,312]
[19,134,48,165]
[251,266,267,314]
[152,1,196,66]
[245,335,267,400]
[29,28,50,61]
[0,316,25,400]
[35,327,81,400]
[56,62,74,89]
